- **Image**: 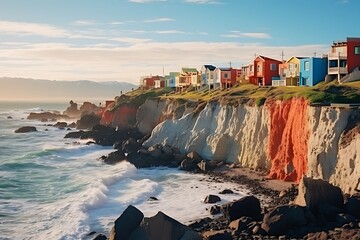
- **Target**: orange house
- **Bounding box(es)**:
[249,55,282,86]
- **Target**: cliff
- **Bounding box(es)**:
[142,98,360,194]
[99,85,360,194]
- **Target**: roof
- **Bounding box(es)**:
[203,65,216,71]
[169,72,180,76]
[257,55,282,63]
[181,67,198,73]
[285,56,306,63]
[217,67,232,71]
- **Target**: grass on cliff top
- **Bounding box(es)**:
[163,81,360,104]
[109,87,173,111]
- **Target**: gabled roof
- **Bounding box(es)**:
[286,56,306,63]
[169,72,180,76]
[181,67,198,73]
[256,55,282,63]
[217,67,232,71]
[203,65,216,71]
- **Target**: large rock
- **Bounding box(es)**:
[109,205,144,240]
[261,204,307,236]
[76,113,101,130]
[180,158,200,172]
[122,138,141,153]
[346,196,360,219]
[294,177,344,213]
[186,152,202,163]
[140,211,201,240]
[15,126,37,133]
[221,196,262,222]
[27,112,69,120]
[53,121,68,128]
[99,150,126,165]
[204,195,221,204]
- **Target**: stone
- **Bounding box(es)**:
[148,196,158,201]
[202,230,232,240]
[99,150,125,165]
[221,196,262,222]
[346,196,360,219]
[229,216,252,232]
[7,116,12,119]
[294,177,344,212]
[15,126,37,133]
[109,205,144,240]
[186,151,202,163]
[210,205,221,215]
[204,195,221,204]
[197,160,216,172]
[122,138,141,153]
[53,121,68,128]
[307,231,328,240]
[76,113,101,130]
[93,234,107,240]
[336,213,356,225]
[219,189,234,194]
[261,204,307,236]
[180,158,200,172]
[140,211,201,240]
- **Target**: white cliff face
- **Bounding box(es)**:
[142,98,360,194]
[144,102,271,170]
[306,107,352,181]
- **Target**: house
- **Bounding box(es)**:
[273,57,304,86]
[239,65,250,84]
[299,57,328,86]
[249,55,282,86]
[327,37,360,82]
[165,72,179,88]
[201,65,216,88]
[177,67,198,91]
[214,67,240,89]
[140,75,164,89]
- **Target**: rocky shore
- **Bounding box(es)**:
[64,123,360,240]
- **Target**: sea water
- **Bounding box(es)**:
[0,101,245,240]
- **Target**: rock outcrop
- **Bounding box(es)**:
[15,126,37,133]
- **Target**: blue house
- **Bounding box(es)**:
[165,72,179,88]
[299,57,328,86]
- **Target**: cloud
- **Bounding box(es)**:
[222,31,272,39]
[143,18,174,23]
[129,0,167,3]
[184,0,223,4]
[111,37,152,44]
[0,20,70,37]
[110,21,124,25]
[0,41,328,83]
[156,30,188,34]
[72,20,97,26]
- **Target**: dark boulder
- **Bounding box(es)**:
[53,122,68,128]
[346,196,360,219]
[186,151,202,164]
[294,177,344,213]
[99,150,125,165]
[7,116,12,119]
[202,230,232,240]
[64,130,84,138]
[68,122,77,128]
[262,204,307,236]
[229,216,253,232]
[76,113,101,130]
[219,189,234,194]
[27,112,69,120]
[140,211,201,240]
[15,126,37,133]
[221,196,262,222]
[109,205,144,240]
[180,158,200,172]
[148,197,159,201]
[197,160,217,172]
[93,234,107,240]
[204,195,221,204]
[210,205,221,215]
[122,138,141,153]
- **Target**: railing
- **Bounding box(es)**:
[328,52,347,59]
[282,69,299,77]
[272,80,286,86]
[328,67,348,74]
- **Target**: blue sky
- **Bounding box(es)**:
[0,0,359,83]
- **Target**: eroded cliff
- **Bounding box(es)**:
[142,98,360,194]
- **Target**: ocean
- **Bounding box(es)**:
[0,101,245,239]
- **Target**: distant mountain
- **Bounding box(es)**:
[0,77,137,101]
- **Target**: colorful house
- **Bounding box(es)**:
[154,77,165,88]
[201,65,216,88]
[249,55,282,86]
[239,65,250,84]
[140,75,164,89]
[177,67,198,91]
[299,57,328,86]
[273,57,303,86]
[165,72,178,88]
[327,37,360,82]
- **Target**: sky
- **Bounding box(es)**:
[0,0,359,84]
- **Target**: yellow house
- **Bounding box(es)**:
[278,56,304,86]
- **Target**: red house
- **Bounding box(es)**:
[215,67,239,89]
[328,37,360,82]
[141,75,164,89]
[249,55,282,86]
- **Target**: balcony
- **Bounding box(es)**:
[272,79,286,86]
[328,52,347,60]
[328,67,348,75]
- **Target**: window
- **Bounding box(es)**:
[355,46,360,55]
[304,61,310,71]
[270,64,276,71]
[224,73,229,78]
